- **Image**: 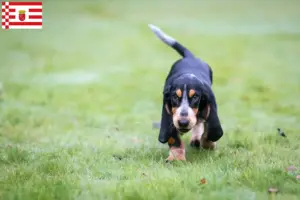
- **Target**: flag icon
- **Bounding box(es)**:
[1,1,42,30]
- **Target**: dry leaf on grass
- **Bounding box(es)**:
[200,178,207,185]
[296,175,300,180]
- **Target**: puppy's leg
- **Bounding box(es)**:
[166,132,186,162]
[190,122,204,148]
[200,123,217,150]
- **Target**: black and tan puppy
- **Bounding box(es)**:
[148,24,223,162]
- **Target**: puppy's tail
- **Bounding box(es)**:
[148,24,194,58]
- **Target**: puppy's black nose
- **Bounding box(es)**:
[180,110,188,117]
[178,119,189,127]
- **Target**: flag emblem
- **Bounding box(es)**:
[1,1,42,30]
[18,10,26,21]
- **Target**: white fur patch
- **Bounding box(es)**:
[148,24,176,46]
[191,122,204,141]
[173,105,197,131]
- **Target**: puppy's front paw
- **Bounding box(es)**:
[190,139,201,148]
[165,155,186,162]
[200,138,217,150]
[166,147,186,162]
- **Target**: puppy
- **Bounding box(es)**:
[148,24,223,162]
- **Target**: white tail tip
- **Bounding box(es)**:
[148,24,176,46]
[148,24,160,32]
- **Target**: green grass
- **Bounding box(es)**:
[1,0,300,199]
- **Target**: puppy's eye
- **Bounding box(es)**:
[172,95,178,99]
[192,94,199,101]
[172,94,179,101]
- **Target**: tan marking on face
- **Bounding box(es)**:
[171,107,178,114]
[192,108,198,115]
[189,89,196,98]
[165,104,171,115]
[176,89,182,97]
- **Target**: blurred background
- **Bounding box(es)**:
[1,0,300,133]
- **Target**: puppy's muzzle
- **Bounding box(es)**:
[178,118,189,127]
[177,109,190,132]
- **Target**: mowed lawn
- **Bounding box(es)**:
[1,0,300,199]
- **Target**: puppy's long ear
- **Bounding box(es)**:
[199,84,223,142]
[158,85,173,143]
[197,83,212,120]
[206,104,223,142]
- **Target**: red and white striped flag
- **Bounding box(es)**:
[1,1,42,30]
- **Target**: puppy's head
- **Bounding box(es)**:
[163,74,211,134]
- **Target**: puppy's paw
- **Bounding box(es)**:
[165,156,186,163]
[190,139,201,148]
[200,139,217,150]
[165,155,186,162]
[166,147,186,162]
